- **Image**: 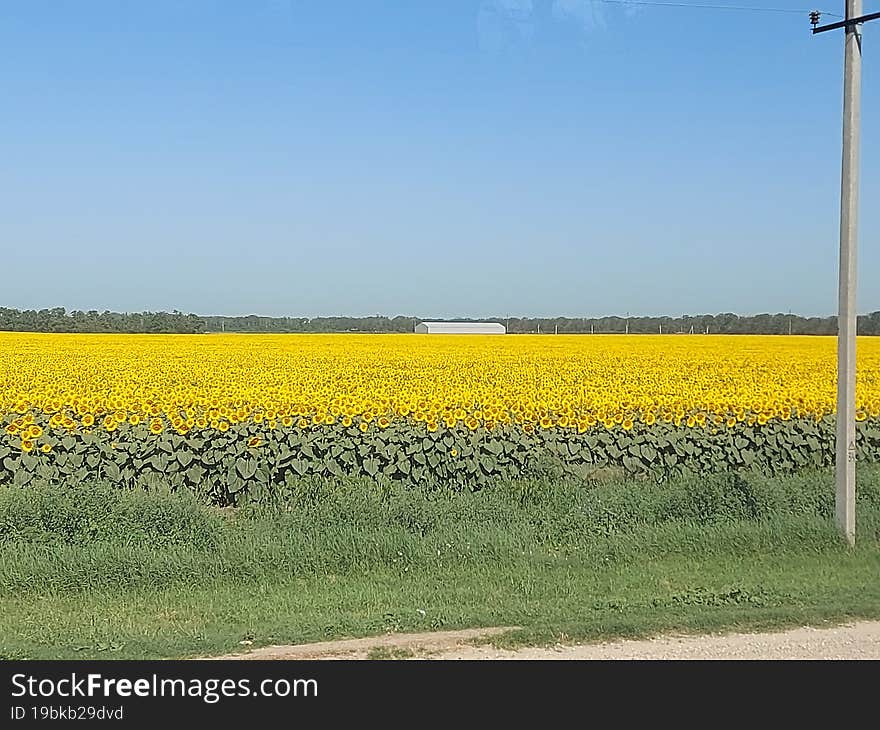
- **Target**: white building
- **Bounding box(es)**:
[414,321,506,334]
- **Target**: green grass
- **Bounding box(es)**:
[1,467,879,659]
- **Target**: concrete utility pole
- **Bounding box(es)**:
[812,4,879,544]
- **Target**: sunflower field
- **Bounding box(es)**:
[2,332,880,503]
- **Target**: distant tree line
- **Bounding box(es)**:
[3,307,880,335]
[0,308,205,333]
[503,312,880,336]
[205,312,880,335]
[200,315,419,333]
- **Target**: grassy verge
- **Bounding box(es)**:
[1,467,879,659]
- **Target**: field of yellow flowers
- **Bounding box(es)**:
[2,332,880,501]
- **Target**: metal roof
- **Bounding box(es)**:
[415,321,506,333]
[418,322,504,328]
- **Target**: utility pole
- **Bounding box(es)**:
[812,4,879,545]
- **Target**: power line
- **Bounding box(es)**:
[590,0,842,17]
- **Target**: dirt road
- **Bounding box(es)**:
[212,620,880,660]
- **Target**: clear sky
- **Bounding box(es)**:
[1,0,877,318]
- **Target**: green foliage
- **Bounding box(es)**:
[0,306,204,333]
[2,467,880,659]
[0,480,222,547]
[3,413,880,505]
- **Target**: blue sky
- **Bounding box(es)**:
[1,0,877,318]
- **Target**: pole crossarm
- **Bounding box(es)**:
[813,9,880,32]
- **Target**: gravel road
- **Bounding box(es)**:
[430,621,880,660]
[214,621,880,660]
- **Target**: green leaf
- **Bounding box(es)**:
[236,457,257,480]
[227,475,246,493]
[325,457,344,477]
[363,457,379,477]
[186,463,206,483]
